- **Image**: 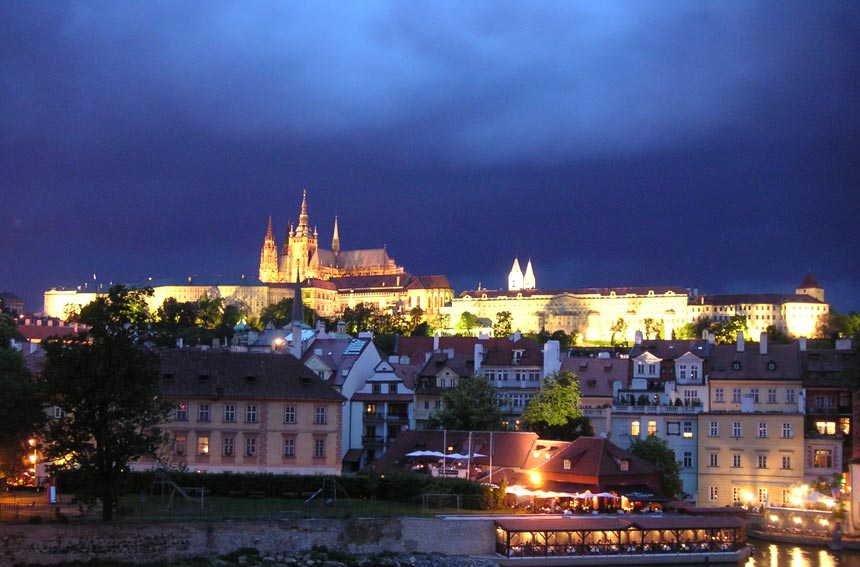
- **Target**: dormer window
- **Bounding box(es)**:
[619,459,629,471]
[512,350,523,364]
[732,361,742,371]
[766,361,777,371]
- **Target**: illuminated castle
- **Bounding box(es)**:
[259,190,404,283]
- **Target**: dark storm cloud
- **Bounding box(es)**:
[1,1,858,311]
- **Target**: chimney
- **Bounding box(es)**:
[511,330,522,342]
[445,347,454,360]
[177,337,184,349]
[433,331,440,352]
[474,343,484,374]
[543,340,561,376]
[799,337,807,351]
[759,332,768,355]
[736,332,745,353]
[634,330,643,345]
[708,331,715,345]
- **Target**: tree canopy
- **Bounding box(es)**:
[522,371,589,440]
[627,435,683,498]
[493,311,513,338]
[430,376,505,431]
[41,285,173,521]
[0,314,44,483]
[676,315,749,344]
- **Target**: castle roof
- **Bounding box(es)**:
[312,248,394,270]
[459,286,688,299]
[798,272,821,289]
[690,293,825,306]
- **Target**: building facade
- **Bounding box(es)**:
[138,349,345,475]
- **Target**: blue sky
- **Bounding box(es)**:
[2,2,858,312]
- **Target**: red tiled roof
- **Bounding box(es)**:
[798,272,821,289]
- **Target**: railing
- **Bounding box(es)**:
[612,404,703,414]
[363,413,409,423]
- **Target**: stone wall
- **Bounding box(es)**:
[0,517,497,566]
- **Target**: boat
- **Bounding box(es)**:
[494,513,751,565]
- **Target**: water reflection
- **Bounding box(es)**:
[747,541,860,567]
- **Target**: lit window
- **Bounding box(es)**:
[197,435,209,455]
[175,402,188,421]
[683,422,693,438]
[631,420,640,437]
[758,488,768,504]
[647,421,657,436]
[813,449,833,469]
[174,435,187,455]
[709,486,718,501]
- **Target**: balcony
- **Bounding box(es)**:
[612,404,703,415]
[363,412,409,424]
[362,435,387,446]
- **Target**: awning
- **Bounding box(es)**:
[342,449,364,463]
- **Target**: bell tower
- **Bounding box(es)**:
[285,190,318,282]
[258,216,280,283]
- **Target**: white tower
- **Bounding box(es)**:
[523,259,536,290]
[508,258,524,291]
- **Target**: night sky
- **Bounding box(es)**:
[2,2,859,313]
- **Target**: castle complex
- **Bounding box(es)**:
[259,190,404,284]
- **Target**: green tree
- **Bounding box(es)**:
[766,324,792,344]
[456,312,481,336]
[714,314,748,344]
[0,314,45,483]
[817,310,860,342]
[642,318,663,340]
[407,307,425,336]
[41,285,173,521]
[341,303,380,334]
[430,376,504,431]
[428,313,450,334]
[627,435,683,498]
[195,293,224,330]
[493,311,513,338]
[259,298,315,329]
[522,371,588,440]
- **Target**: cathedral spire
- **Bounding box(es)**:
[508,258,524,291]
[332,215,340,256]
[265,216,274,241]
[296,189,310,237]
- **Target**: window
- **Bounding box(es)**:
[683,452,693,468]
[813,449,833,469]
[758,422,768,438]
[245,404,258,423]
[667,422,680,436]
[283,438,295,457]
[733,487,741,504]
[515,370,527,381]
[816,421,836,435]
[497,370,508,381]
[683,421,693,438]
[314,406,327,424]
[782,489,791,505]
[683,390,698,405]
[314,438,326,458]
[175,402,188,421]
[223,437,234,457]
[174,435,187,455]
[197,435,209,455]
[631,420,640,437]
[709,453,719,467]
[758,488,768,504]
[714,388,724,403]
[619,460,629,471]
[731,361,742,371]
[563,459,571,470]
[767,389,777,404]
[648,364,657,374]
[484,370,495,381]
[781,423,792,439]
[53,406,64,419]
[709,486,718,501]
[815,395,836,409]
[678,365,687,379]
[786,389,796,404]
[284,405,296,424]
[244,437,257,457]
[732,454,742,468]
[690,366,699,379]
[732,388,742,403]
[757,455,768,469]
[647,420,657,436]
[732,421,742,438]
[709,421,719,437]
[637,363,645,374]
[372,383,381,394]
[388,383,397,393]
[528,370,541,381]
[782,456,791,470]
[750,388,760,403]
[224,403,236,422]
[198,403,210,422]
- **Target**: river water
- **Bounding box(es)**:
[747,540,860,567]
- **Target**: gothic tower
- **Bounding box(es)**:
[523,259,536,290]
[332,215,340,258]
[258,216,279,282]
[283,190,318,283]
[796,272,824,302]
[508,258,524,291]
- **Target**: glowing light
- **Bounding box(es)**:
[793,516,802,525]
[529,472,542,486]
[742,491,754,504]
[769,514,779,523]
[819,518,830,527]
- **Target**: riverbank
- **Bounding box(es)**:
[750,528,860,552]
[13,547,500,567]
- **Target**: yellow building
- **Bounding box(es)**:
[134,349,346,475]
[697,335,805,508]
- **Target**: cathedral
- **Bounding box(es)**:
[259,190,405,283]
